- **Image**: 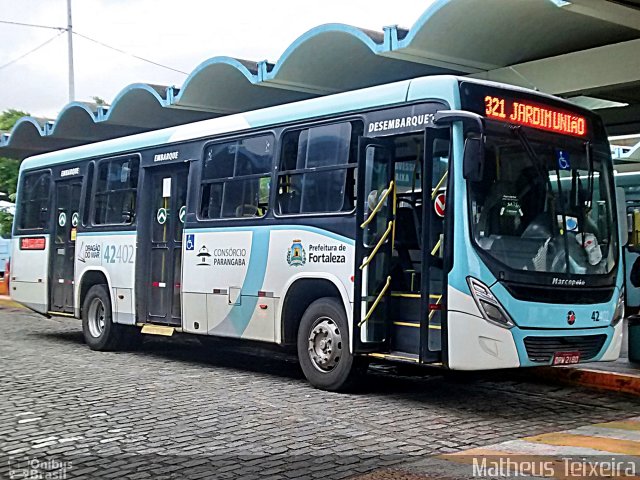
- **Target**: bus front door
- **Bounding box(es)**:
[50,178,82,314]
[354,138,395,352]
[145,165,189,326]
[419,127,450,363]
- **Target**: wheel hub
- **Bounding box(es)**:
[87,298,106,338]
[308,317,342,372]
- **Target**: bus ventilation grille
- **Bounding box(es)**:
[502,283,614,305]
[523,335,607,363]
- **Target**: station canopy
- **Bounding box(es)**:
[2,0,640,159]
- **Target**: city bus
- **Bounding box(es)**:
[10,76,624,391]
[613,161,640,313]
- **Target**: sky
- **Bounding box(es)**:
[0,0,432,119]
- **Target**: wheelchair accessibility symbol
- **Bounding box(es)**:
[186,234,195,251]
[556,150,571,170]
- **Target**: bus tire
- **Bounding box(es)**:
[82,284,136,351]
[297,297,357,391]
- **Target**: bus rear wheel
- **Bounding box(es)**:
[82,284,140,351]
[297,297,359,391]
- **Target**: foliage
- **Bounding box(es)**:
[0,109,29,132]
[0,158,19,202]
[92,96,107,106]
[0,109,30,237]
[0,211,12,238]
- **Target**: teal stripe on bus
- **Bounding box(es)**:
[212,228,271,336]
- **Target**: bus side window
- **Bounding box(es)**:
[276,121,362,215]
[92,156,139,226]
[82,162,94,227]
[199,134,273,220]
[17,170,51,231]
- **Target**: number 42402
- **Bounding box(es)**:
[103,244,135,264]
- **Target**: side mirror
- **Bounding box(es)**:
[463,136,485,182]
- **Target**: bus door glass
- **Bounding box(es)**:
[50,177,82,314]
[625,202,640,309]
[421,128,450,360]
[355,138,394,348]
[147,164,189,325]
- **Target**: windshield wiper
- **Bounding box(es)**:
[576,141,594,250]
[510,126,555,207]
[586,141,594,209]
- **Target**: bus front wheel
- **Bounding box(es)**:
[82,284,140,351]
[297,297,359,391]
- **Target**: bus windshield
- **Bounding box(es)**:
[468,125,617,277]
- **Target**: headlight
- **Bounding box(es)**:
[612,287,625,327]
[467,276,515,328]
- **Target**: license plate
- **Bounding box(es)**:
[552,351,581,365]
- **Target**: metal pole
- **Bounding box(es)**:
[67,0,75,101]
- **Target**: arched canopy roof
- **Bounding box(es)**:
[2,0,640,159]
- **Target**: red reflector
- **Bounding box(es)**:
[152,282,160,287]
[175,283,181,289]
[429,303,443,311]
[259,304,268,310]
[20,237,46,250]
[258,291,266,297]
[350,275,354,282]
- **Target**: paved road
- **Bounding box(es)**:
[1,305,640,479]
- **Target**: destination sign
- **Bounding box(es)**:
[20,236,46,250]
[484,95,586,137]
[459,82,590,138]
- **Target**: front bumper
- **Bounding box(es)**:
[446,310,622,370]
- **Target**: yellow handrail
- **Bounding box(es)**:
[360,221,393,270]
[360,181,395,229]
[431,171,448,200]
[430,238,442,257]
[359,275,391,327]
[391,179,397,248]
[428,294,443,321]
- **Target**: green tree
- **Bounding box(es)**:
[92,96,107,106]
[0,109,28,132]
[0,109,29,238]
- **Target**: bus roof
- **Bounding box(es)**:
[18,75,590,173]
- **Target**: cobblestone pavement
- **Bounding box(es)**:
[1,306,640,479]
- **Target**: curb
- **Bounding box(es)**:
[0,296,24,309]
[532,366,640,397]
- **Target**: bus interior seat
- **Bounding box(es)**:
[393,203,423,291]
[477,180,524,238]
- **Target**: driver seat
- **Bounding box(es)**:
[478,181,523,237]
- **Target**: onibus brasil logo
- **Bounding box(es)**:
[287,240,306,267]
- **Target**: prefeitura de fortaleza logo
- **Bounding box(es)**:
[287,239,306,267]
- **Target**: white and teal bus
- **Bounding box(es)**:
[613,162,640,313]
[11,76,624,390]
